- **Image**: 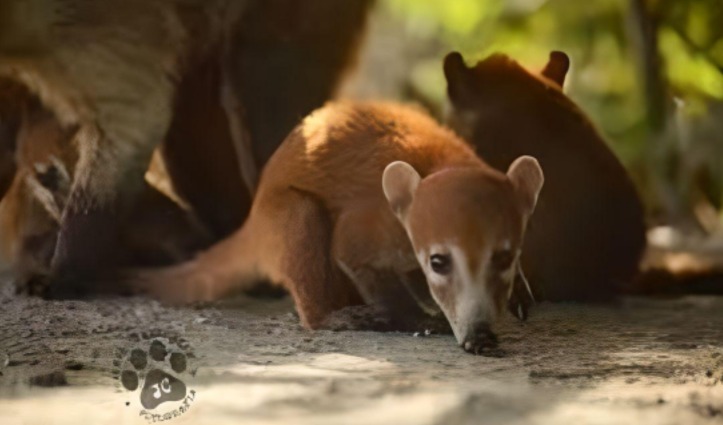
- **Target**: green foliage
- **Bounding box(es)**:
[382,0,723,172]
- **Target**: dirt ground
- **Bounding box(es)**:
[1,272,722,425]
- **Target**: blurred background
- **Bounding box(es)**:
[342,0,723,238]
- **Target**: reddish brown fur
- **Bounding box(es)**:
[129,102,542,355]
[445,51,646,301]
[409,167,526,316]
[410,168,524,274]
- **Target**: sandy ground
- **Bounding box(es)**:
[1,273,722,425]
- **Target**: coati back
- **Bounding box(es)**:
[444,51,646,301]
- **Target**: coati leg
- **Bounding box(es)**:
[10,148,209,296]
[330,207,451,333]
[276,189,364,329]
[162,53,252,239]
[49,122,158,298]
[49,124,125,296]
[122,181,214,267]
[12,183,212,297]
[323,267,452,334]
[125,188,363,328]
[220,43,258,197]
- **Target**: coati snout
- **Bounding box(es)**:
[383,156,543,351]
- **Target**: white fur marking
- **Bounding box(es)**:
[448,245,493,344]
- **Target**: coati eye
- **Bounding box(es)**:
[430,254,452,275]
[491,249,515,271]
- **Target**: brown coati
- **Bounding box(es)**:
[126,101,544,354]
[443,51,646,301]
[0,91,212,293]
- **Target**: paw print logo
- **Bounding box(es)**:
[116,339,192,410]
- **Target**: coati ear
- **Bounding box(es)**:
[507,156,544,217]
[443,51,474,106]
[541,51,570,88]
[383,161,421,222]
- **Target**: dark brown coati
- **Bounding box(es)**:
[444,51,646,301]
[0,0,373,295]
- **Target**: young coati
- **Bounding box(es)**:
[0,93,212,292]
[127,102,544,354]
[444,51,646,301]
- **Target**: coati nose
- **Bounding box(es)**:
[461,323,498,355]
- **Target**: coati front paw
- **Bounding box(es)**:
[416,314,453,336]
[322,304,393,331]
[14,268,102,299]
[460,325,504,357]
[322,304,453,335]
[13,273,51,297]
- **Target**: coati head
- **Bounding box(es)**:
[444,50,570,106]
[383,157,543,354]
[442,50,572,149]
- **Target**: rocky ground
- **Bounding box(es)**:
[1,273,722,425]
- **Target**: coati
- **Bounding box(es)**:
[163,0,374,239]
[127,102,544,354]
[0,0,374,293]
[444,51,646,301]
[0,0,260,292]
[0,90,212,292]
